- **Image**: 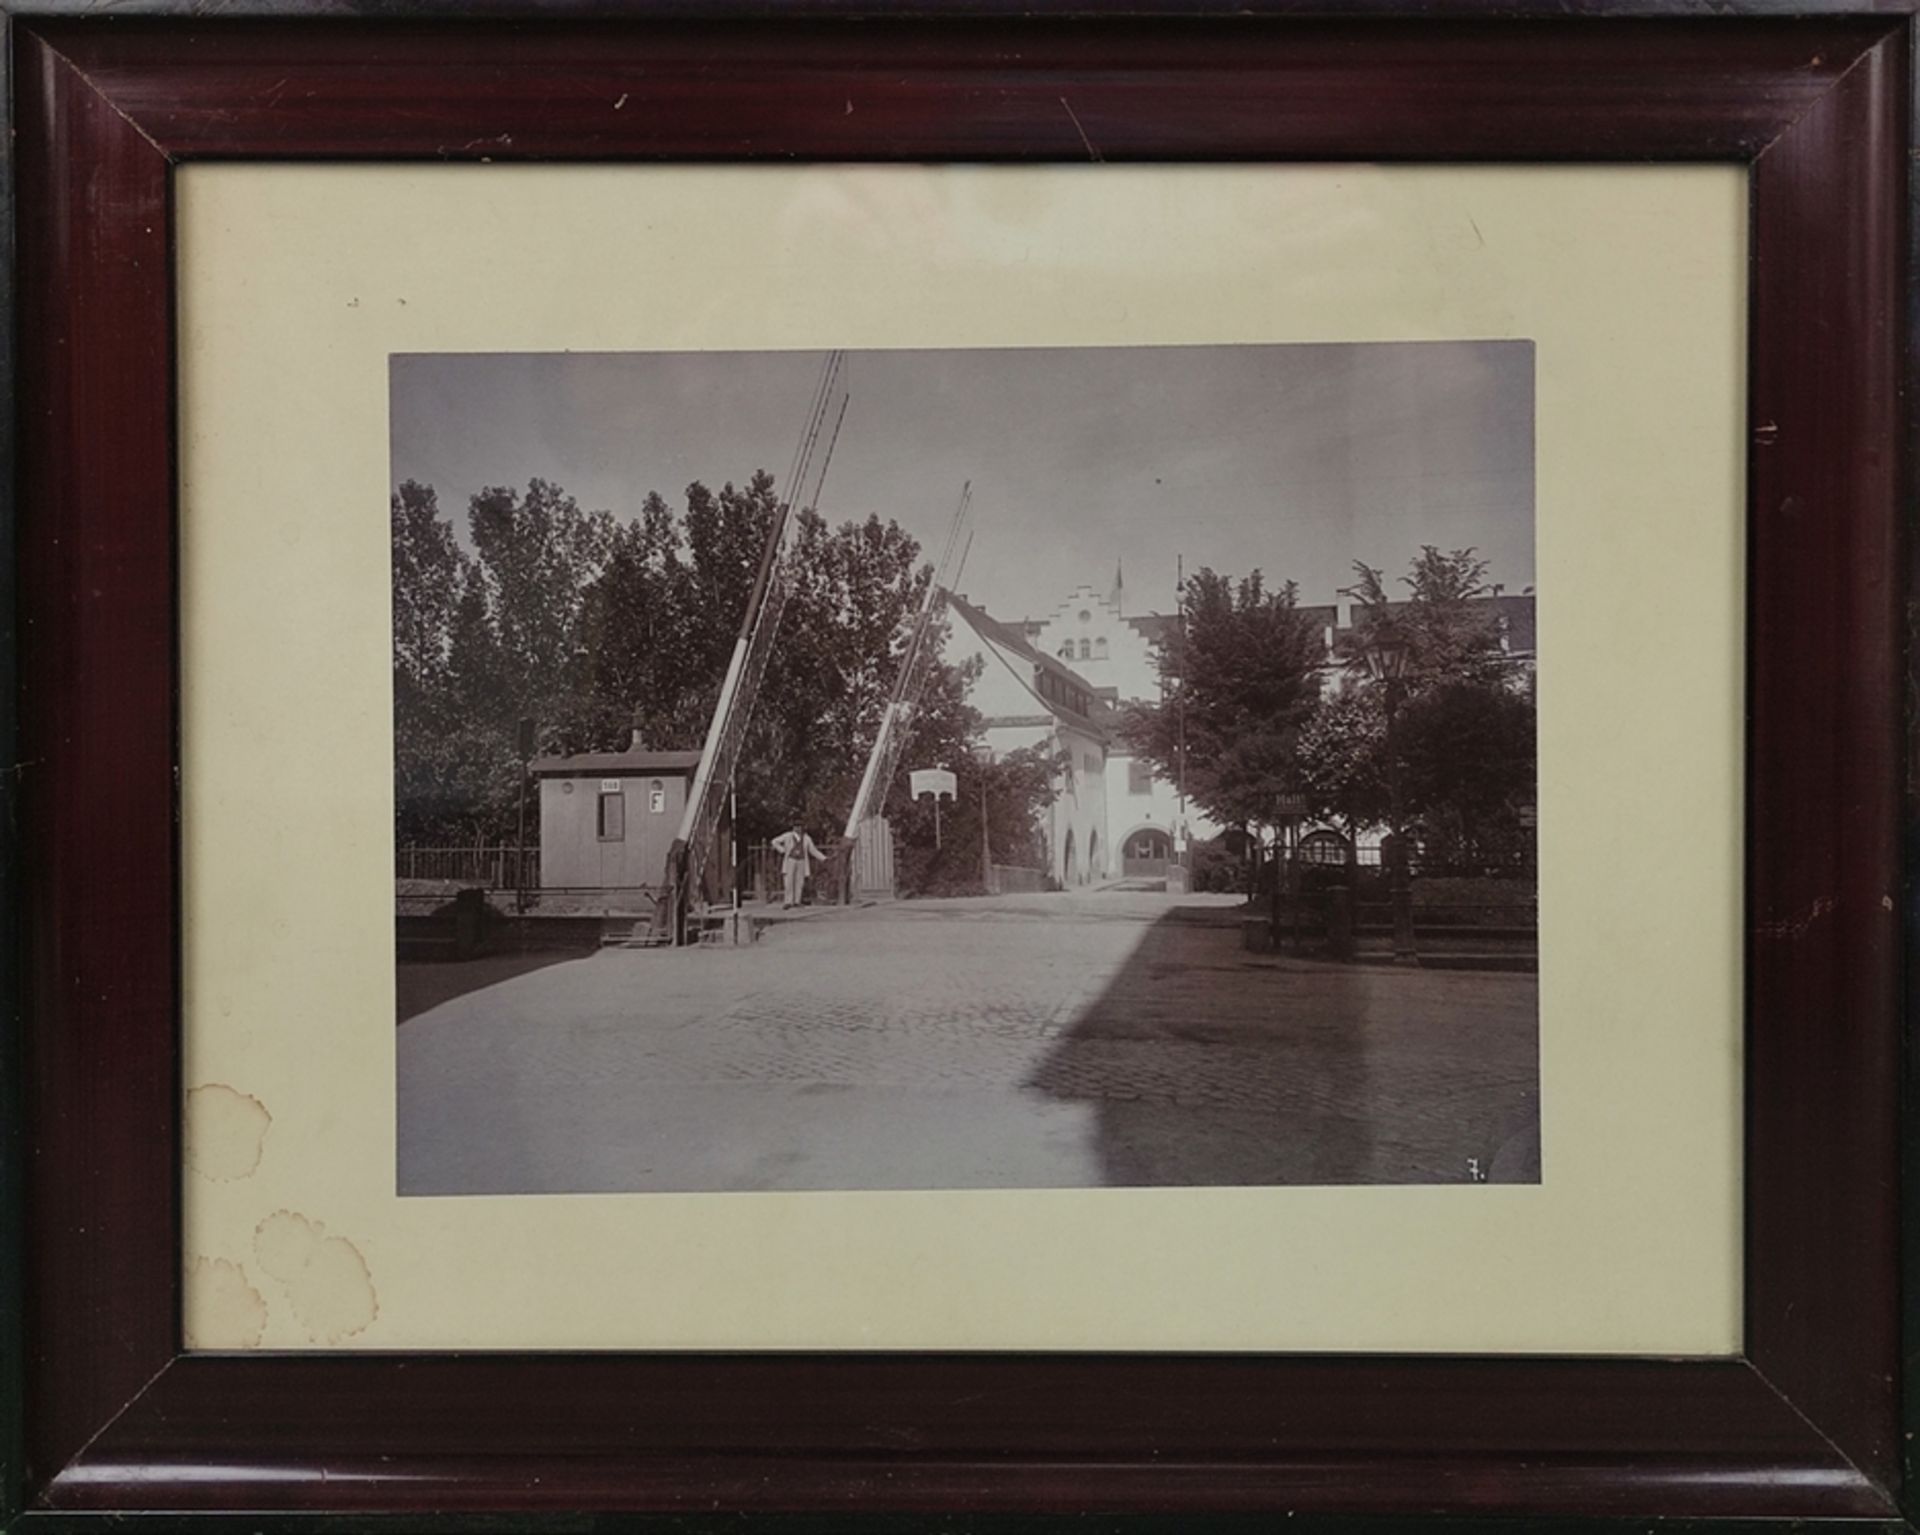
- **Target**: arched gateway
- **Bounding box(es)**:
[1122,826,1173,878]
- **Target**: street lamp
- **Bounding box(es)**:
[1362,631,1417,965]
[1361,631,1410,688]
[971,742,996,895]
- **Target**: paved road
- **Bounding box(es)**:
[398,888,1539,1194]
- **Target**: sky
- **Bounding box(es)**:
[390,342,1534,624]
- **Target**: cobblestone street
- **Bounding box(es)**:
[398,888,1539,1194]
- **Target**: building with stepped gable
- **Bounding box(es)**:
[948,568,1537,883]
[1016,569,1215,879]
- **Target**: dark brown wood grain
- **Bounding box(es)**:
[15,24,181,1500]
[11,10,1910,1522]
[1745,25,1907,1490]
[27,17,1894,161]
[27,1353,1897,1515]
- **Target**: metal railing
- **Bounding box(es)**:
[744,840,855,905]
[744,843,781,902]
[396,845,539,890]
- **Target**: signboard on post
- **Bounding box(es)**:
[909,768,957,801]
[909,768,958,850]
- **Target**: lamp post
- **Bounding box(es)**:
[971,743,996,895]
[1363,633,1417,965]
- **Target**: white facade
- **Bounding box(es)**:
[1026,581,1161,704]
[1025,579,1222,865]
[945,593,1112,886]
[1103,750,1214,873]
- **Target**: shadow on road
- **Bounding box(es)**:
[396,946,597,1025]
[1025,907,1538,1186]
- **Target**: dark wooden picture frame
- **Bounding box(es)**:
[5,6,1909,1524]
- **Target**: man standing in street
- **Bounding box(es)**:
[772,823,826,909]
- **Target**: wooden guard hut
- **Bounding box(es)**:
[531,744,703,897]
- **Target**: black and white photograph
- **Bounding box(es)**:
[392,342,1538,1195]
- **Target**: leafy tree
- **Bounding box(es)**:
[1121,567,1325,841]
[390,481,544,844]
[1296,686,1389,849]
[1334,546,1534,874]
[575,490,704,753]
[392,479,621,842]
[1337,546,1512,691]
[740,510,943,843]
[1396,681,1537,874]
[681,473,781,682]
[892,740,1061,898]
[467,477,617,713]
[390,480,462,708]
[389,468,993,865]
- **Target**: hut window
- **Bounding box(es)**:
[598,790,626,841]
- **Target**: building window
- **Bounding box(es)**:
[1058,642,1072,659]
[1300,829,1350,866]
[598,790,626,841]
[648,779,667,814]
[1078,639,1091,661]
[1078,609,1091,623]
[1095,637,1109,659]
[1128,759,1155,795]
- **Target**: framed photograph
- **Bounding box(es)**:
[8,4,1908,1525]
